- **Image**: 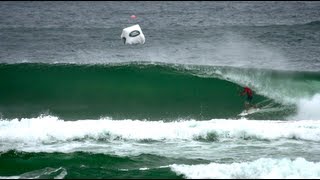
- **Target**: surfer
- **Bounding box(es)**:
[240,86,255,110]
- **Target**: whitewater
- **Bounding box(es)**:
[1,116,320,179]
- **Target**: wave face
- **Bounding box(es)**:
[1,62,320,120]
[0,151,181,179]
[0,62,261,120]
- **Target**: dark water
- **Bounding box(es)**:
[1,1,320,179]
[0,151,189,179]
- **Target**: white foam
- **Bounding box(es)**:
[292,94,320,120]
[119,169,129,171]
[1,116,320,147]
[170,157,320,179]
[0,167,67,179]
[139,167,150,171]
[0,176,20,179]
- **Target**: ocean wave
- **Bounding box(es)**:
[0,167,67,179]
[2,62,319,120]
[1,116,320,146]
[169,157,320,179]
[0,62,271,120]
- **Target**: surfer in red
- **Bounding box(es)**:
[240,86,255,110]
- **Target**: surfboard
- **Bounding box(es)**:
[238,107,261,116]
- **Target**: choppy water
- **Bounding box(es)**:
[1,1,320,179]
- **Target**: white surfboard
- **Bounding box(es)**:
[239,107,261,116]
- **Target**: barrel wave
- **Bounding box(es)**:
[1,62,319,120]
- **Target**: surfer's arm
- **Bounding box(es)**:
[239,90,245,96]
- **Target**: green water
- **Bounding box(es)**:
[0,150,204,179]
[0,63,273,120]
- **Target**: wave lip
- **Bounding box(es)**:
[170,157,320,179]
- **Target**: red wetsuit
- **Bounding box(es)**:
[242,87,253,97]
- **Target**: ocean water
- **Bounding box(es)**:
[1,1,320,179]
